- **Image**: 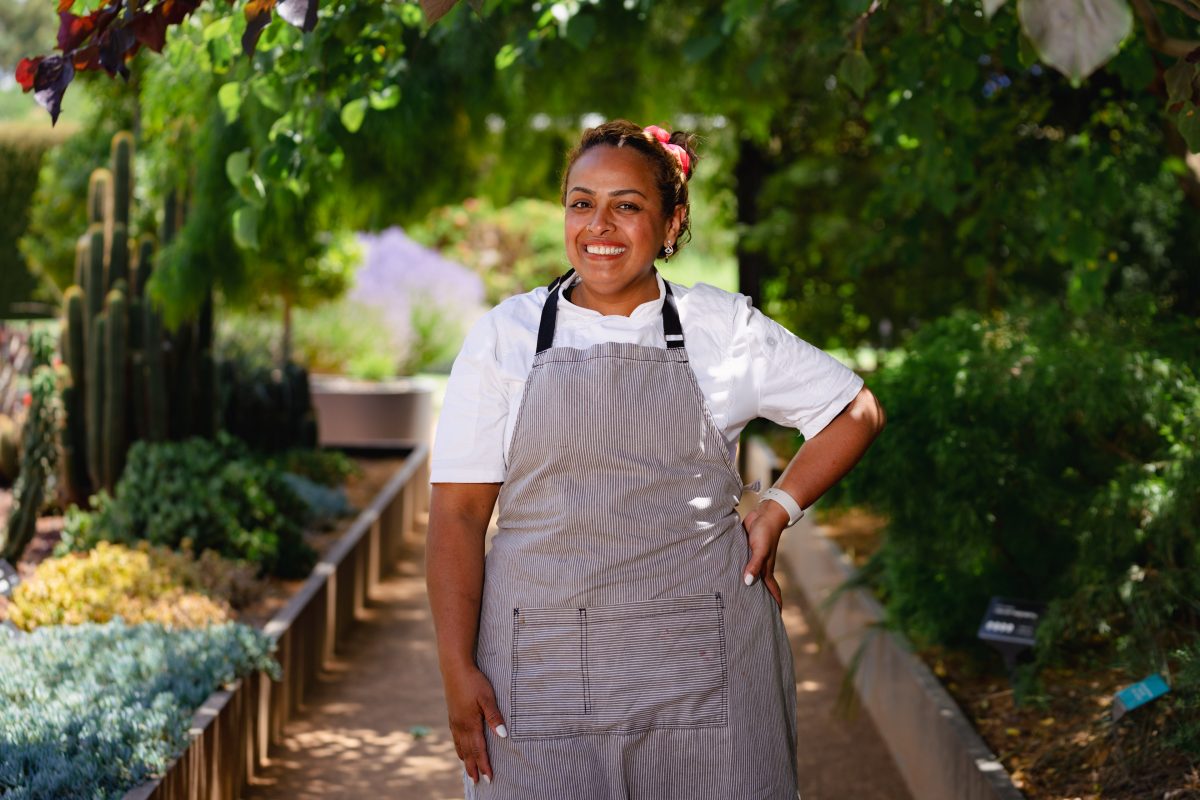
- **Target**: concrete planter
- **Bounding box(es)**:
[309,375,433,448]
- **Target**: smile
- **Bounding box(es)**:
[585,244,626,255]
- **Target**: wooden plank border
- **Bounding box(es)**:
[123,444,431,800]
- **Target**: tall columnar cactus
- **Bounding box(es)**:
[1,333,59,563]
[58,132,218,502]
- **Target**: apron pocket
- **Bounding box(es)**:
[510,593,728,738]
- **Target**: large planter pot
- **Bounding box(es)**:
[309,375,434,448]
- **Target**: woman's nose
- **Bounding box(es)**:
[587,206,614,234]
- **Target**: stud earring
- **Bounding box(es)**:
[663,242,675,257]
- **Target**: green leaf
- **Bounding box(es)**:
[1017,0,1132,85]
[1174,104,1200,153]
[232,206,260,250]
[340,97,369,133]
[838,51,875,98]
[565,13,597,50]
[683,34,724,63]
[225,149,251,187]
[495,43,522,70]
[368,85,401,110]
[203,17,233,42]
[217,82,242,124]
[252,74,287,113]
[1165,61,1199,105]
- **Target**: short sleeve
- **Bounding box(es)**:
[430,310,510,483]
[742,301,864,440]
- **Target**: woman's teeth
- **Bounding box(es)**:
[585,245,625,255]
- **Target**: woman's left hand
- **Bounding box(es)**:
[741,501,790,609]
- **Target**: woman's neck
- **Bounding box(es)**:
[569,271,660,317]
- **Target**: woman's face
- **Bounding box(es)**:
[563,145,684,302]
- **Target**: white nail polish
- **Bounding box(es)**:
[495,724,508,738]
[744,573,754,586]
[483,774,492,784]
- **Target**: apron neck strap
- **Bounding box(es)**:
[536,269,685,355]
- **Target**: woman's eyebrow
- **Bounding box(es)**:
[566,187,648,199]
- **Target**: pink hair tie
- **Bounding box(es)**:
[643,124,691,178]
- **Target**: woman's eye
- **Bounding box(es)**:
[618,203,639,211]
[570,200,591,209]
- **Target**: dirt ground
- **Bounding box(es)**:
[243,514,913,800]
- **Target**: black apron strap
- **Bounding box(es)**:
[535,269,686,354]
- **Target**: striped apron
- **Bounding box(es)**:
[467,273,799,799]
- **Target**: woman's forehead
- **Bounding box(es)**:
[566,145,657,191]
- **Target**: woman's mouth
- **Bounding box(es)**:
[585,244,626,256]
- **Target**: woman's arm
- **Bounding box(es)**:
[743,385,887,606]
[427,482,505,785]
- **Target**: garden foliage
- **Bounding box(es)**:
[60,434,316,578]
[837,305,1200,681]
[7,541,265,631]
[0,620,276,799]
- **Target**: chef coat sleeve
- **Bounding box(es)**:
[430,309,510,483]
[741,298,864,441]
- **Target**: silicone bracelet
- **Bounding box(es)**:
[760,487,805,527]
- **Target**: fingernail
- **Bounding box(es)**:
[495,724,508,738]
[483,774,492,784]
[744,573,754,586]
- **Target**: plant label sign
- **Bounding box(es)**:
[0,559,19,597]
[1112,674,1170,722]
[977,596,1043,672]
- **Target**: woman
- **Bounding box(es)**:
[427,120,885,799]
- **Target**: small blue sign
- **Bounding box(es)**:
[1113,674,1170,721]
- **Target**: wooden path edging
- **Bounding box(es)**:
[745,437,1026,800]
[123,445,431,800]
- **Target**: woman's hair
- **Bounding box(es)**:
[560,120,700,258]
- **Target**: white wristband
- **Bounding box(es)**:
[760,487,805,527]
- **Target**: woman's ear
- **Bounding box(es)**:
[668,204,686,243]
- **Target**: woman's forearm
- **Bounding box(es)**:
[426,483,501,674]
[772,386,885,511]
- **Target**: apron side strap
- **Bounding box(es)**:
[662,281,685,349]
[536,269,574,354]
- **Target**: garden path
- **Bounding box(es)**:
[242,513,914,800]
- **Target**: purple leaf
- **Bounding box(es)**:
[33,55,75,125]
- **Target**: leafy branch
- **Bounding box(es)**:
[15,0,319,124]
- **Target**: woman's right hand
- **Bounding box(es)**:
[443,663,508,785]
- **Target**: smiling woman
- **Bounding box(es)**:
[425,119,886,800]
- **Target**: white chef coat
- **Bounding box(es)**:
[430,273,863,484]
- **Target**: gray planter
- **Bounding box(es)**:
[309,375,433,448]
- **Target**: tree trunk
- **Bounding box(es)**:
[734,136,770,305]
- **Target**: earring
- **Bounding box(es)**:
[663,242,675,257]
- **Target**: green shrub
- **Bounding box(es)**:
[0,620,276,799]
[0,124,68,317]
[270,447,360,488]
[837,306,1200,674]
[59,434,317,578]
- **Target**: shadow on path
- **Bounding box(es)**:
[245,517,912,800]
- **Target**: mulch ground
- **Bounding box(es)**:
[818,507,1200,800]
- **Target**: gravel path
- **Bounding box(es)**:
[244,516,912,800]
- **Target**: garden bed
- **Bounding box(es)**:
[807,509,1200,800]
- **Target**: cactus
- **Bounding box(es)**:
[86,312,106,490]
[104,288,127,491]
[58,131,219,503]
[62,287,90,504]
[108,224,129,288]
[0,413,18,484]
[144,302,168,443]
[1,334,58,563]
[111,132,133,228]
